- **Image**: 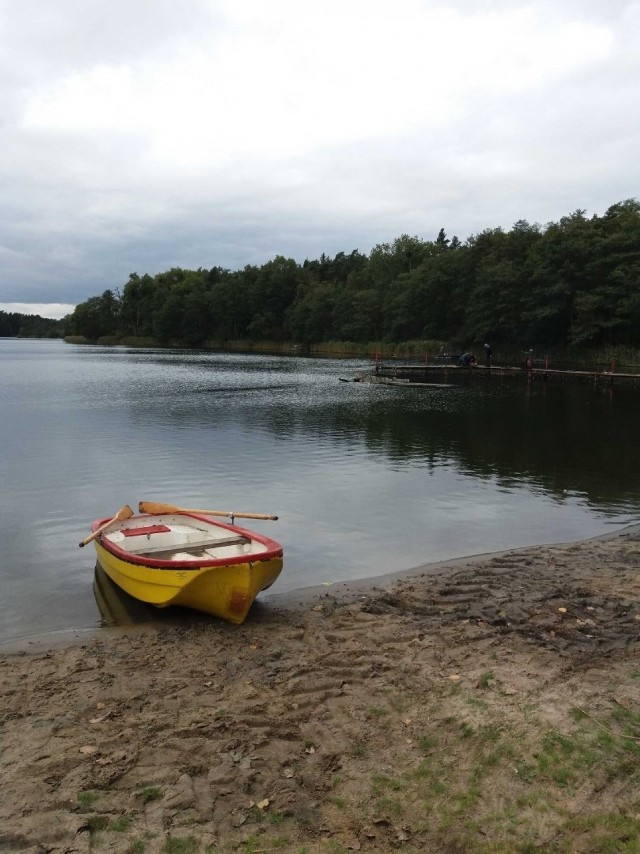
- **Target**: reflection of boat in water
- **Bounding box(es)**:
[93,562,161,627]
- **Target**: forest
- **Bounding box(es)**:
[63,198,640,353]
[0,311,65,338]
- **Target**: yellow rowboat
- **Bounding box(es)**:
[86,505,283,625]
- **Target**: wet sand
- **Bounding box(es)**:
[2,527,640,852]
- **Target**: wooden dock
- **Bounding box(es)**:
[358,363,640,387]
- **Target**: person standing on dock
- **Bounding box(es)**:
[483,343,492,367]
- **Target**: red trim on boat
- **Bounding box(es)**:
[92,512,283,570]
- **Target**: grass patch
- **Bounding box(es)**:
[136,786,163,803]
[371,773,404,795]
[350,694,640,851]
[85,815,109,834]
[459,722,475,738]
[514,761,537,784]
[478,671,495,690]
[415,759,447,795]
[478,724,502,743]
[564,811,640,852]
[365,706,388,719]
[164,836,198,854]
[418,734,438,752]
[465,696,488,709]
[375,796,403,817]
[241,836,263,853]
[109,815,133,832]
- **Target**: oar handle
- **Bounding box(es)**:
[139,501,278,521]
[200,510,279,521]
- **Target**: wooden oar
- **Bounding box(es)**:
[138,500,278,521]
[79,505,135,547]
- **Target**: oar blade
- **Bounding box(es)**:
[139,500,175,515]
[79,504,135,548]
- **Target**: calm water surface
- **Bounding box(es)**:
[2,338,639,644]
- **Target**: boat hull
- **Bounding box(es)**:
[91,512,283,625]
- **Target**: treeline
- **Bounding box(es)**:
[0,311,66,338]
[66,199,640,351]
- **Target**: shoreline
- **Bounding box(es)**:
[271,518,640,602]
[2,524,640,851]
[4,521,639,655]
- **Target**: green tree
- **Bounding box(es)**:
[573,199,640,346]
[520,210,594,348]
[288,280,337,344]
[152,271,211,346]
[246,256,299,340]
[121,273,157,337]
[67,290,121,339]
[207,272,250,341]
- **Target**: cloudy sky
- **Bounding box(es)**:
[1,0,639,319]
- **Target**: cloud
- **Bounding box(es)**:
[0,0,638,305]
[0,302,75,320]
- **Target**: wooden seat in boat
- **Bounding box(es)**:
[121,534,250,556]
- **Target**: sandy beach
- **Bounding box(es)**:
[2,527,640,853]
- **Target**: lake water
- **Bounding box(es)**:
[2,338,639,645]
